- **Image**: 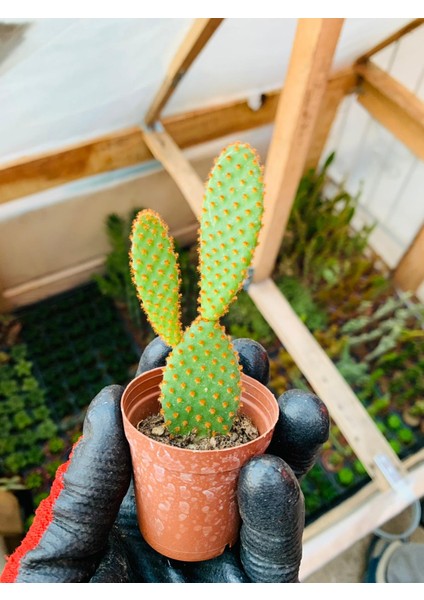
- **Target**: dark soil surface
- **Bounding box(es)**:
[137,412,259,450]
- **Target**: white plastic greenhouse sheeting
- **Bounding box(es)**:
[0,18,411,164]
[322,24,424,300]
[1,17,423,301]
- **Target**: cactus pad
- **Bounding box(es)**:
[198,143,264,321]
[160,320,242,438]
[130,210,183,347]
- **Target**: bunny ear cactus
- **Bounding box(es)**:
[130,142,264,439]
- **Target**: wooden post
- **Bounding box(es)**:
[355,62,424,161]
[253,18,344,282]
[393,224,424,292]
[144,19,224,126]
[143,127,204,218]
[304,68,357,171]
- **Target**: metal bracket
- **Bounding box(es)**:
[243,267,255,291]
[373,453,415,503]
[142,120,165,134]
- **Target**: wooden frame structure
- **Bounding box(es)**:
[1,18,424,579]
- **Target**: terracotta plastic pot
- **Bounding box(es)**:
[121,366,279,562]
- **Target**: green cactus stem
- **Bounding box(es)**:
[130,141,265,439]
[130,210,183,348]
[160,319,242,437]
[198,143,264,321]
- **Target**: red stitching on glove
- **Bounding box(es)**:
[0,438,82,583]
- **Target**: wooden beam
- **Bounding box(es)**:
[252,18,344,282]
[356,61,424,126]
[0,128,150,206]
[301,448,424,580]
[357,18,424,63]
[144,19,224,126]
[2,256,106,302]
[355,62,424,161]
[248,278,407,490]
[143,127,204,218]
[305,67,357,171]
[165,89,281,148]
[2,222,199,310]
[0,94,280,205]
[393,224,424,292]
[0,68,354,206]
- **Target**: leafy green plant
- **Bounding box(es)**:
[0,315,71,524]
[277,276,328,332]
[342,293,424,363]
[353,460,367,476]
[389,439,402,455]
[275,153,375,294]
[0,341,52,475]
[367,394,391,418]
[93,210,146,330]
[398,428,414,445]
[130,143,264,438]
[335,345,370,388]
[224,289,276,346]
[48,437,65,454]
[337,467,355,486]
[408,400,424,418]
[387,413,402,431]
[24,471,44,490]
[328,451,344,468]
[269,348,310,397]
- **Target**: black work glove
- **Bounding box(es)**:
[1,337,329,583]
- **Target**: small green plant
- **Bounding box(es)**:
[353,459,367,476]
[367,394,391,418]
[389,439,402,455]
[328,451,344,468]
[94,210,146,330]
[337,467,355,487]
[0,338,57,477]
[408,400,424,418]
[275,153,375,293]
[224,289,276,346]
[398,428,414,445]
[24,471,44,490]
[342,293,424,363]
[278,276,328,332]
[387,413,402,431]
[335,345,370,388]
[130,143,264,438]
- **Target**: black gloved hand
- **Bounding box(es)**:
[1,337,329,583]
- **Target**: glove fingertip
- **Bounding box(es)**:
[232,338,269,385]
[268,389,330,479]
[136,336,172,376]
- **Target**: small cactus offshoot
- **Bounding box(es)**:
[130,142,264,438]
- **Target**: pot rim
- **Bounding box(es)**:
[121,366,279,457]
